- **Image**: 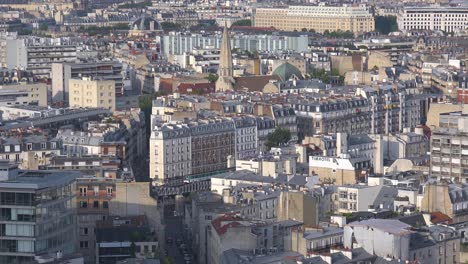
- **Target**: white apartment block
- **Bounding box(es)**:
[149,123,192,185]
[232,116,257,160]
[398,6,468,33]
[335,185,398,213]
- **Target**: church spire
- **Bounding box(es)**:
[216,22,235,92]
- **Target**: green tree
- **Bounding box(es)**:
[162,256,174,264]
[130,242,137,258]
[39,24,48,31]
[206,73,218,83]
[231,19,251,27]
[375,16,398,35]
[265,128,291,150]
[331,68,341,76]
[139,94,154,142]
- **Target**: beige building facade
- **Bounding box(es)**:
[0,83,48,107]
[254,4,374,34]
[69,77,116,112]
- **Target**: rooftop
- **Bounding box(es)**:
[0,169,79,190]
[347,219,413,236]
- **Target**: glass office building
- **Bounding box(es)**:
[0,161,78,263]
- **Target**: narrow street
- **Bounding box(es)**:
[164,204,194,264]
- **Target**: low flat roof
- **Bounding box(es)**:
[0,170,79,190]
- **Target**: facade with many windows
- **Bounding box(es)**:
[431,111,468,182]
[254,4,375,34]
[76,177,116,264]
[397,6,468,33]
[0,162,78,263]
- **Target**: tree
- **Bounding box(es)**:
[375,16,398,35]
[265,128,291,150]
[231,19,251,27]
[162,256,174,264]
[309,29,316,33]
[206,73,218,83]
[130,242,137,258]
[139,94,154,142]
[301,28,308,32]
[331,68,341,77]
[39,24,48,31]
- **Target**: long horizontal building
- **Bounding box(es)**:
[162,32,309,56]
[397,5,468,33]
[253,4,375,34]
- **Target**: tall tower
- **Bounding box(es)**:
[216,22,235,92]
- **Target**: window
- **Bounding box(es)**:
[79,187,87,196]
[80,201,87,208]
[144,245,149,253]
[93,201,99,208]
[103,201,108,209]
[79,241,88,249]
[80,228,88,235]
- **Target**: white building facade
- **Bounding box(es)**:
[397,6,468,33]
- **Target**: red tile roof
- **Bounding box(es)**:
[211,214,244,236]
[178,82,215,94]
[430,212,453,224]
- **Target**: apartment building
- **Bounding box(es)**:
[0,82,48,107]
[256,116,276,153]
[149,123,192,185]
[0,162,79,263]
[292,96,371,140]
[356,86,422,134]
[76,177,116,264]
[189,118,236,175]
[232,116,258,160]
[431,110,468,181]
[397,5,468,33]
[335,185,398,213]
[431,66,459,97]
[162,32,309,56]
[69,77,116,112]
[0,135,61,170]
[51,61,124,104]
[1,36,77,80]
[344,219,460,263]
[253,4,375,34]
[421,181,468,224]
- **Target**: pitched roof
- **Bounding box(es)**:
[272,62,303,81]
[430,212,453,224]
[234,75,281,92]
